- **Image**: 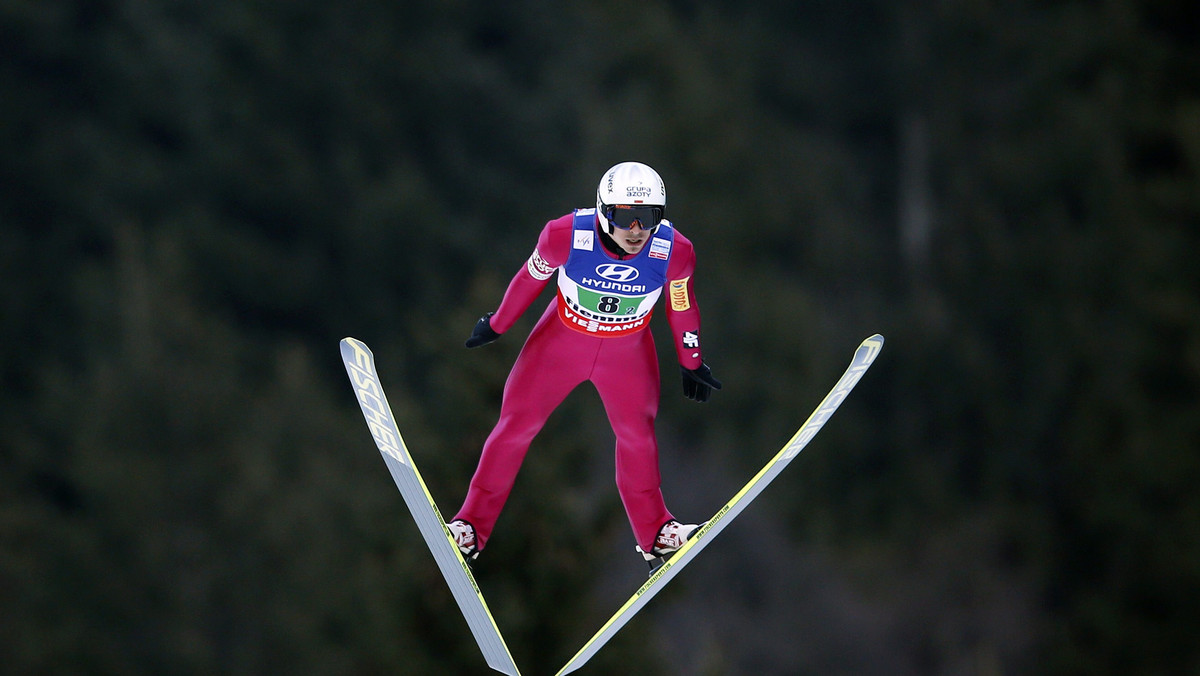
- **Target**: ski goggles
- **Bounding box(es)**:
[604,204,663,230]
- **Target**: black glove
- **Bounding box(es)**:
[681,363,721,402]
[465,312,502,348]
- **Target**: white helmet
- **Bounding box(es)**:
[595,161,667,235]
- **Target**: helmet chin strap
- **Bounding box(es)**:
[597,227,635,259]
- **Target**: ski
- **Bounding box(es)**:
[340,337,521,676]
[555,334,885,675]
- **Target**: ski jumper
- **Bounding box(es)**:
[454,209,707,552]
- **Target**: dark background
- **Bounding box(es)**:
[3,1,1198,674]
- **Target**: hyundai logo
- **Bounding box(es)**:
[595,264,639,282]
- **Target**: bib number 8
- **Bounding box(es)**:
[597,296,621,313]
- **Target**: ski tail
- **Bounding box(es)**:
[340,338,521,676]
[554,334,884,675]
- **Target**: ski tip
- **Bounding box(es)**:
[340,337,374,356]
[854,335,885,366]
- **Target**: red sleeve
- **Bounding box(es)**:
[488,213,574,334]
[664,230,705,370]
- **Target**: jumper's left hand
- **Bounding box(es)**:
[681,363,721,402]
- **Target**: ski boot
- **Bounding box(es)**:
[447,519,479,561]
[635,520,707,575]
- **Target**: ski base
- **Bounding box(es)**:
[554,334,884,675]
[341,338,521,676]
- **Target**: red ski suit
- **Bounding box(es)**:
[454,211,706,551]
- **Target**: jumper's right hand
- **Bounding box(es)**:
[465,312,502,348]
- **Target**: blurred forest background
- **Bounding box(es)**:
[3,1,1198,674]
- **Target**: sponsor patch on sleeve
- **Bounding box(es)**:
[526,248,555,280]
[669,277,691,311]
